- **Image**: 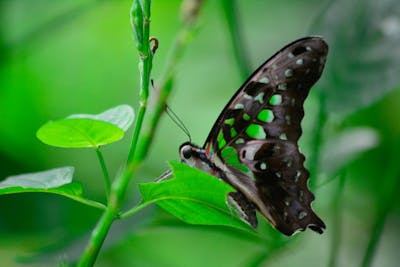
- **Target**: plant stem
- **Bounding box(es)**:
[328,171,346,267]
[77,1,153,266]
[308,92,326,190]
[77,206,117,267]
[77,1,205,265]
[361,176,399,267]
[361,141,400,267]
[220,0,251,80]
[131,0,203,163]
[119,200,152,219]
[64,195,107,210]
[95,147,111,201]
[128,0,153,162]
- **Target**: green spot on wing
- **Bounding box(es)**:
[258,109,274,123]
[245,124,266,139]
[221,146,236,161]
[230,127,237,137]
[269,95,282,105]
[217,131,226,149]
[243,113,251,121]
[224,118,234,126]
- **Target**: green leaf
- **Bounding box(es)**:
[0,167,81,196]
[0,167,106,210]
[320,128,379,176]
[68,104,135,131]
[138,161,253,232]
[313,0,400,115]
[0,166,74,189]
[36,118,124,148]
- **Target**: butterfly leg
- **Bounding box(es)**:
[156,169,173,182]
[227,191,258,228]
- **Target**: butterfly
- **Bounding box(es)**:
[179,36,328,236]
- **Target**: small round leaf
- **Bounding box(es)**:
[68,104,134,132]
[37,118,124,148]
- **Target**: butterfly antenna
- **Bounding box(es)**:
[166,105,192,142]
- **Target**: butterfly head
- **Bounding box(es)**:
[179,142,206,164]
[179,142,216,174]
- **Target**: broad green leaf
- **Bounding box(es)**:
[313,0,400,115]
[0,180,82,197]
[320,128,379,176]
[68,104,134,131]
[36,118,124,148]
[139,161,253,232]
[0,167,106,210]
[0,166,74,189]
[0,167,81,196]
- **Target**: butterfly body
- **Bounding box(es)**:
[179,37,328,236]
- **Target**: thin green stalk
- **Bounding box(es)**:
[220,0,251,80]
[309,92,327,190]
[361,140,400,267]
[128,0,153,161]
[77,206,117,267]
[95,148,111,201]
[131,43,181,162]
[119,0,205,222]
[243,229,296,267]
[77,1,153,266]
[77,1,205,265]
[119,200,152,219]
[328,171,346,267]
[361,174,399,267]
[131,0,203,163]
[64,195,106,210]
[128,104,147,161]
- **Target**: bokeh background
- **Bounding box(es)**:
[1,0,399,266]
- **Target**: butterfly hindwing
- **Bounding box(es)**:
[237,140,324,235]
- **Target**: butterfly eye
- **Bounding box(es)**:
[181,146,193,160]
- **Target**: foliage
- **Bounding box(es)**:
[0,0,399,266]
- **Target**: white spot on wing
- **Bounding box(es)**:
[284,69,293,77]
[259,77,270,84]
[234,103,244,109]
[298,211,307,220]
[254,92,264,104]
[278,83,287,90]
[243,93,253,100]
[260,162,267,170]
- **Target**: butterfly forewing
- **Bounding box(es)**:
[203,37,328,235]
[205,37,328,149]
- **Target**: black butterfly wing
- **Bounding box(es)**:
[203,37,328,235]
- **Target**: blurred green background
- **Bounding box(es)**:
[1,0,399,266]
